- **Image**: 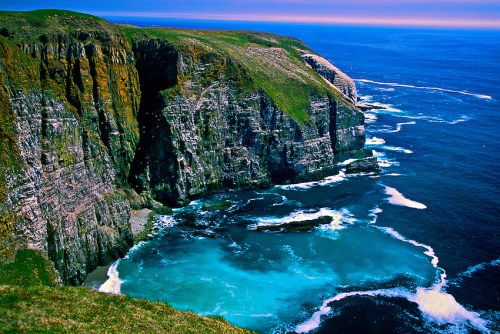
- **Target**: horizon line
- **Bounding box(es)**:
[95,11,500,29]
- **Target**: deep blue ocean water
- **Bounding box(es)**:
[100,18,500,333]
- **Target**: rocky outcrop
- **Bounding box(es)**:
[302,53,357,103]
[346,157,381,174]
[0,10,375,283]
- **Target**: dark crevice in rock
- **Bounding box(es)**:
[128,39,179,205]
[328,94,338,153]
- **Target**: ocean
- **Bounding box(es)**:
[98,18,500,333]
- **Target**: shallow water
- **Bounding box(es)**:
[101,21,500,333]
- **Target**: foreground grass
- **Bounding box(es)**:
[0,250,254,333]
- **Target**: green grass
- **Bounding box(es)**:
[121,26,342,124]
[0,9,120,41]
[0,250,59,287]
[0,9,349,125]
[0,250,254,333]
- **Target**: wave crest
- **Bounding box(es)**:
[356,79,492,100]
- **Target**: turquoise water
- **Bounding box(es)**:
[115,187,438,332]
[105,177,493,333]
[100,21,500,333]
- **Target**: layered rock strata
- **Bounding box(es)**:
[0,11,374,283]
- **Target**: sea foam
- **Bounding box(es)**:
[372,150,400,168]
[384,186,427,209]
[355,79,493,100]
[98,261,123,294]
[250,207,354,232]
[365,137,386,146]
[275,171,347,191]
[451,258,500,286]
[296,226,490,333]
[382,121,416,133]
[379,145,413,154]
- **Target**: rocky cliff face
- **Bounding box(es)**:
[0,10,373,283]
[0,12,138,283]
[128,36,369,206]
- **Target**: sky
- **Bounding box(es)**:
[2,0,500,28]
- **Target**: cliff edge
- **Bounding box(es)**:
[0,10,374,283]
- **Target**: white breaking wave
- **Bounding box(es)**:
[155,215,177,228]
[364,112,377,124]
[276,171,347,191]
[295,288,410,333]
[372,150,400,168]
[392,113,471,125]
[272,195,289,207]
[377,227,489,331]
[378,226,439,269]
[98,261,124,294]
[384,186,427,209]
[368,207,383,224]
[379,145,413,154]
[365,137,386,145]
[249,207,354,232]
[357,94,373,102]
[355,79,493,100]
[337,159,358,166]
[296,227,490,333]
[382,121,416,133]
[447,115,471,125]
[364,101,403,113]
[451,258,500,286]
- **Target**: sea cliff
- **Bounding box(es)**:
[0,10,374,284]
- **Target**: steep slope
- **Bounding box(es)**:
[0,10,139,283]
[124,27,370,205]
[0,10,373,283]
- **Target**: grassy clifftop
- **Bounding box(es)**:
[0,9,120,37]
[0,9,349,125]
[0,250,253,333]
[122,26,345,124]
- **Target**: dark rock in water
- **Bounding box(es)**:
[256,216,333,232]
[192,230,218,238]
[346,157,380,174]
[357,103,386,112]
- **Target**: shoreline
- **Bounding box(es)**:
[82,264,111,290]
[84,208,154,290]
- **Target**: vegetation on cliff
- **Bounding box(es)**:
[0,250,253,333]
[0,8,367,285]
[122,25,352,124]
